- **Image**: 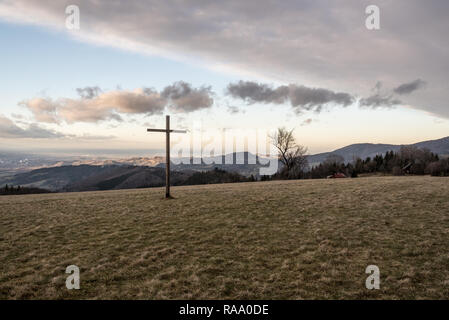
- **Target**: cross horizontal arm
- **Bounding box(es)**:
[147,128,187,133]
[147,129,167,133]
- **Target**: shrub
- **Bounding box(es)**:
[428,159,449,176]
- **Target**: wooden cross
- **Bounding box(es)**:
[147,115,187,198]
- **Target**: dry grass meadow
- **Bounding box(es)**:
[0,176,448,299]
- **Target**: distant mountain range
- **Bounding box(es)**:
[0,153,264,191]
[307,136,449,165]
[1,164,251,192]
[1,136,448,191]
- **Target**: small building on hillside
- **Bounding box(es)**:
[326,173,347,179]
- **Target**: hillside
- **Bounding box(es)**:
[2,136,448,190]
[64,166,190,192]
[1,164,116,190]
[1,164,254,192]
[308,136,449,164]
[0,153,266,191]
[1,176,448,299]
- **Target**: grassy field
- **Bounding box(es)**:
[0,176,448,299]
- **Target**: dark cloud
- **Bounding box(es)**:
[162,81,214,112]
[0,115,117,140]
[0,115,65,138]
[359,94,402,108]
[288,85,354,111]
[21,82,213,124]
[1,1,448,117]
[76,86,102,99]
[226,81,289,104]
[393,79,427,95]
[227,81,354,113]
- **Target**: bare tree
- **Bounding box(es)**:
[270,127,308,178]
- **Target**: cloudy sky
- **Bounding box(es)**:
[0,0,448,155]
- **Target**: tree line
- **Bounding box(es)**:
[182,167,257,185]
[1,184,52,195]
[307,147,448,178]
[269,127,449,180]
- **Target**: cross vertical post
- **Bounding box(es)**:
[147,115,187,198]
[165,115,170,198]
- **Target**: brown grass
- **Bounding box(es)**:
[0,176,448,299]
